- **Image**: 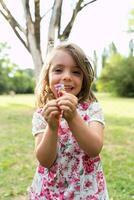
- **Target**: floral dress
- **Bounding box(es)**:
[28,101,109,200]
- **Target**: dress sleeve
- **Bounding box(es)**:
[88,102,105,126]
[32,111,47,136]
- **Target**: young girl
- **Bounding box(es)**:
[29,43,109,199]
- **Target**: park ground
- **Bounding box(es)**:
[0,93,134,200]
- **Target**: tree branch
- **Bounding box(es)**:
[59,0,83,40]
[81,0,98,10]
[23,0,35,49]
[41,7,52,20]
[34,0,41,50]
[0,0,28,50]
[59,0,98,40]
[0,1,26,34]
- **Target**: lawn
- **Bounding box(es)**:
[0,93,134,200]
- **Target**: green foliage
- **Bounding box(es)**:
[0,42,35,94]
[0,43,16,94]
[11,69,35,94]
[109,42,118,55]
[97,54,134,97]
[101,42,118,70]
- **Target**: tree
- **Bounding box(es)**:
[97,53,134,97]
[11,68,35,94]
[109,42,118,55]
[129,39,134,57]
[93,50,98,78]
[101,42,118,69]
[127,9,134,57]
[0,42,35,94]
[101,47,108,69]
[0,42,16,94]
[128,8,134,33]
[0,0,97,80]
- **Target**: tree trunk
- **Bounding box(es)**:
[24,0,43,80]
[47,0,63,53]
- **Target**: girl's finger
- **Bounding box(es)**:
[57,101,75,112]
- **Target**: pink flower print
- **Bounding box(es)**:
[70,177,79,185]
[48,180,55,187]
[75,185,80,191]
[83,114,89,121]
[53,193,59,198]
[84,180,92,188]
[58,179,65,189]
[40,189,45,197]
[97,171,103,180]
[94,156,100,163]
[40,187,49,198]
[97,171,105,192]
[50,162,58,174]
[43,188,51,199]
[80,102,89,110]
[48,170,55,179]
[68,191,75,199]
[65,152,72,158]
[36,108,43,113]
[59,192,64,200]
[83,155,94,173]
[34,194,40,200]
[74,146,81,155]
[38,165,44,174]
[62,134,68,143]
[58,126,69,135]
[86,195,98,200]
[71,160,79,172]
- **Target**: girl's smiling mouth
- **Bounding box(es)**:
[64,85,74,92]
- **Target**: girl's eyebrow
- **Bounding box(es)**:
[72,65,80,69]
[74,66,81,69]
[52,64,79,68]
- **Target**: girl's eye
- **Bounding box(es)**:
[54,68,62,73]
[73,71,81,76]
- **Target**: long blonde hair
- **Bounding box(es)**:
[35,43,96,108]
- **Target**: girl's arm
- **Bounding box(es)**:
[34,125,58,168]
[68,113,104,157]
[34,99,60,168]
[57,93,104,157]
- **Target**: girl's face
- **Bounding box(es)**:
[48,50,83,98]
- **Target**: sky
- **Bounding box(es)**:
[0,0,134,70]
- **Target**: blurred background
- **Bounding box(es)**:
[0,0,134,199]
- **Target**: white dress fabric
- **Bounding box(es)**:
[29,101,109,200]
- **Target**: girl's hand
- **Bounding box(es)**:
[56,92,78,122]
[41,99,60,130]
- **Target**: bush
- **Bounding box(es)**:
[97,55,134,97]
[11,69,35,94]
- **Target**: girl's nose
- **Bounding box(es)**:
[62,71,72,80]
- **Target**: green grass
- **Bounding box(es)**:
[0,93,134,200]
[96,93,134,200]
[0,95,35,200]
